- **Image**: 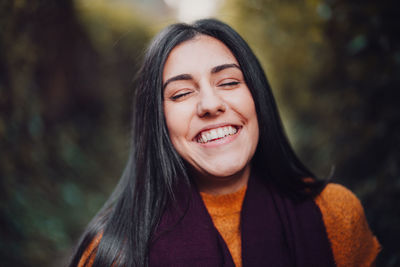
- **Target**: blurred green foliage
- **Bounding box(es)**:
[0,0,151,266]
[1,0,399,266]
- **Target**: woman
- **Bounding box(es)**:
[70,19,380,267]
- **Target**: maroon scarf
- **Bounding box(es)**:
[149,173,335,266]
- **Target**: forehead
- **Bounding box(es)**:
[163,35,239,80]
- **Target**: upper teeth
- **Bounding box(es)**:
[197,126,238,143]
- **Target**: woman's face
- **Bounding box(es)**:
[163,35,259,183]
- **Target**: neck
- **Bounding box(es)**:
[193,164,251,196]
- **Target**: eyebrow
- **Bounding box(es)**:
[163,63,241,89]
[211,63,240,74]
[163,74,193,89]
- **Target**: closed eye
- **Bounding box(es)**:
[171,91,192,100]
[218,81,240,87]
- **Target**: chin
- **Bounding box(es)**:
[198,159,250,178]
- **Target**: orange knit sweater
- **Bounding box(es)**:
[200,186,247,267]
[315,184,381,266]
[78,184,380,267]
[200,183,381,267]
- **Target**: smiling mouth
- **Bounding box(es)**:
[195,125,240,143]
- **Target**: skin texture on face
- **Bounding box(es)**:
[163,35,259,195]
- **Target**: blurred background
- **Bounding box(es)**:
[0,0,399,266]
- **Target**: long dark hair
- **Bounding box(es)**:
[69,18,325,267]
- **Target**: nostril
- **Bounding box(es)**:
[197,98,226,117]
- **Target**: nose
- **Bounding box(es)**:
[197,87,226,118]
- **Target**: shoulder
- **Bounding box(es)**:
[315,183,381,267]
[315,183,362,216]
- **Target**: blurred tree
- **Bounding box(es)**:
[0,0,150,266]
[221,0,400,265]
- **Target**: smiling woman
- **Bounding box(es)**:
[69,19,380,267]
[163,35,259,195]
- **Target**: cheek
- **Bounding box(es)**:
[247,97,259,140]
[164,102,192,142]
[232,89,259,144]
[228,89,258,123]
[245,96,258,123]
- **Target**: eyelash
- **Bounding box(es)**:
[218,81,240,87]
[171,91,192,100]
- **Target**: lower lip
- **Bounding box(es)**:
[196,127,241,148]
